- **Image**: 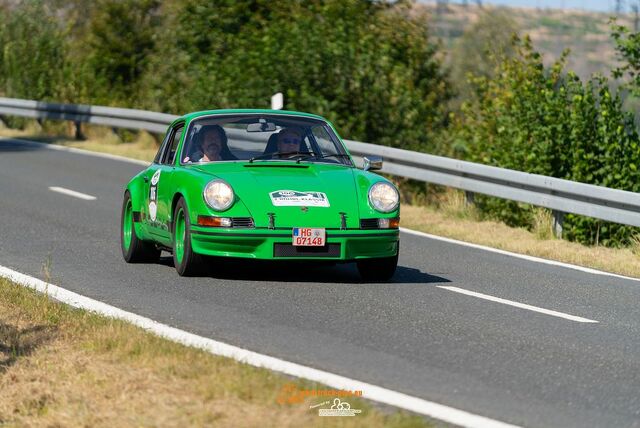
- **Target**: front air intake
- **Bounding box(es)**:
[231,217,255,228]
[359,219,379,229]
[273,243,341,257]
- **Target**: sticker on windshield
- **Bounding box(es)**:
[269,190,330,207]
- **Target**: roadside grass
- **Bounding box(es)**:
[401,192,640,278]
[3,121,640,279]
[0,120,157,161]
[0,277,429,427]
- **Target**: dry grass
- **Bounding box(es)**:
[531,208,554,241]
[0,120,158,161]
[0,278,428,427]
[402,200,640,278]
[437,189,479,221]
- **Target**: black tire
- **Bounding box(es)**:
[121,191,160,263]
[356,252,398,282]
[172,197,203,276]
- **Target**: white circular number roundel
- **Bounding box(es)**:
[148,202,157,221]
[151,170,161,186]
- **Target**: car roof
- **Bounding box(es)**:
[176,109,327,124]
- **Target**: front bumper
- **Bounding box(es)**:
[190,227,399,260]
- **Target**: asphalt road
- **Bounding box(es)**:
[2,138,640,427]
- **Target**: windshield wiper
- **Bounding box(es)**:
[249,151,315,163]
[316,154,351,160]
[290,152,353,164]
[291,153,354,165]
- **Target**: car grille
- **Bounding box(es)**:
[274,243,341,258]
[360,218,379,229]
[231,217,255,228]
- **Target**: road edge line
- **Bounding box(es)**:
[0,137,150,166]
[0,264,520,428]
[400,227,640,283]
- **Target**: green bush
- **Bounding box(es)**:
[0,0,65,100]
[456,36,640,246]
[83,0,161,105]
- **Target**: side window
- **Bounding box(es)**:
[311,125,339,154]
[154,129,172,164]
[161,125,184,165]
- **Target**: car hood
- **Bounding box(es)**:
[191,162,361,228]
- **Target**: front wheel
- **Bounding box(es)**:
[121,191,160,263]
[356,252,398,282]
[172,197,202,276]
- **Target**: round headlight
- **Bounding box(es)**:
[204,180,234,211]
[368,182,399,213]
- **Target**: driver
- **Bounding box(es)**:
[184,125,235,163]
[199,125,226,162]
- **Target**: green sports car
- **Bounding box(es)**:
[120,110,400,280]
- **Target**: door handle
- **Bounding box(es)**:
[143,176,149,183]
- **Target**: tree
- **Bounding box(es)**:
[144,0,451,152]
[0,0,452,154]
[449,11,519,108]
[0,0,65,100]
[84,0,161,104]
[612,18,640,96]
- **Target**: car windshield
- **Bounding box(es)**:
[180,114,352,166]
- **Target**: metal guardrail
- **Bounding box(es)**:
[2,96,640,235]
[0,97,177,135]
[345,140,640,233]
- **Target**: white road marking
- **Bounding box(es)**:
[48,186,96,201]
[437,286,599,323]
[0,265,520,428]
[401,227,640,283]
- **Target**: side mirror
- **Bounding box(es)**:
[363,156,383,171]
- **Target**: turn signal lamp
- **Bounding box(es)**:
[198,216,232,227]
[378,218,400,229]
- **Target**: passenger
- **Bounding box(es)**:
[276,128,303,155]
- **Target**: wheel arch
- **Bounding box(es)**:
[170,192,186,230]
[171,178,206,227]
[126,177,146,212]
[123,179,150,240]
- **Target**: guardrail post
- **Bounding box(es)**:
[465,191,475,206]
[552,210,564,238]
[74,120,84,140]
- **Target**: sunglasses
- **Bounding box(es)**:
[281,138,300,145]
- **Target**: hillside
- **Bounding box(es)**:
[417,1,635,80]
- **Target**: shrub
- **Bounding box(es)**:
[457,36,640,246]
